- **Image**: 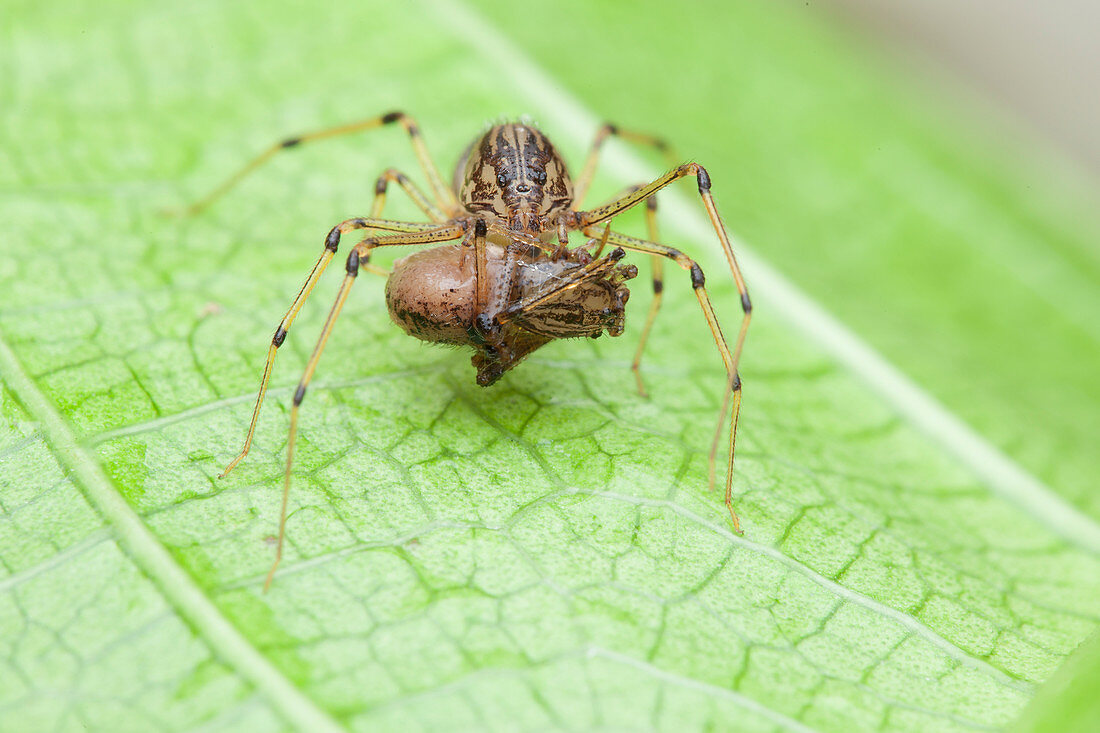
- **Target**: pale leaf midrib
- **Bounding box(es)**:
[0,330,344,733]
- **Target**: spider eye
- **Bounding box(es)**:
[496,173,508,187]
[534,170,547,185]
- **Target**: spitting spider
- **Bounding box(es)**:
[181,112,751,588]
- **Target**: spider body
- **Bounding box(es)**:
[387,122,637,385]
[184,112,752,589]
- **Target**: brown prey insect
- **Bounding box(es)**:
[181,112,752,589]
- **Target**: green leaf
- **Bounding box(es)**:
[2,0,1098,731]
[1013,630,1100,733]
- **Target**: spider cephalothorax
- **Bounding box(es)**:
[182,111,751,588]
[457,123,574,235]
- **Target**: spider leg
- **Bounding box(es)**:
[575,163,751,372]
[573,123,678,206]
[580,226,747,534]
[220,216,448,478]
[584,184,665,395]
[471,221,541,335]
[360,169,450,277]
[630,194,663,398]
[265,222,466,590]
[472,219,490,317]
[174,111,457,216]
[586,221,612,259]
[576,163,752,520]
[370,168,447,223]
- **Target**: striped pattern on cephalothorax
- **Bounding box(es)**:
[457,123,573,234]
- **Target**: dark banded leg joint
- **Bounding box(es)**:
[690,262,706,289]
[272,327,287,347]
[325,226,340,252]
[696,165,712,194]
[346,250,361,276]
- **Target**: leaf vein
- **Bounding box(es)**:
[0,330,344,733]
[428,0,1100,556]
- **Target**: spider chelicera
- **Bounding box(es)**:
[180,112,751,588]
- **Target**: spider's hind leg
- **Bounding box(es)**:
[629,192,664,398]
[573,123,678,206]
[579,226,746,534]
[370,168,447,222]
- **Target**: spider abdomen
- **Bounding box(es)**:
[385,244,480,345]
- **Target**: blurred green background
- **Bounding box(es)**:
[1,0,1098,730]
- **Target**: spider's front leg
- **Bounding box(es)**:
[581,227,746,532]
[570,122,681,396]
[219,216,445,478]
[575,162,751,373]
[588,188,663,397]
[263,222,466,590]
[570,164,752,532]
